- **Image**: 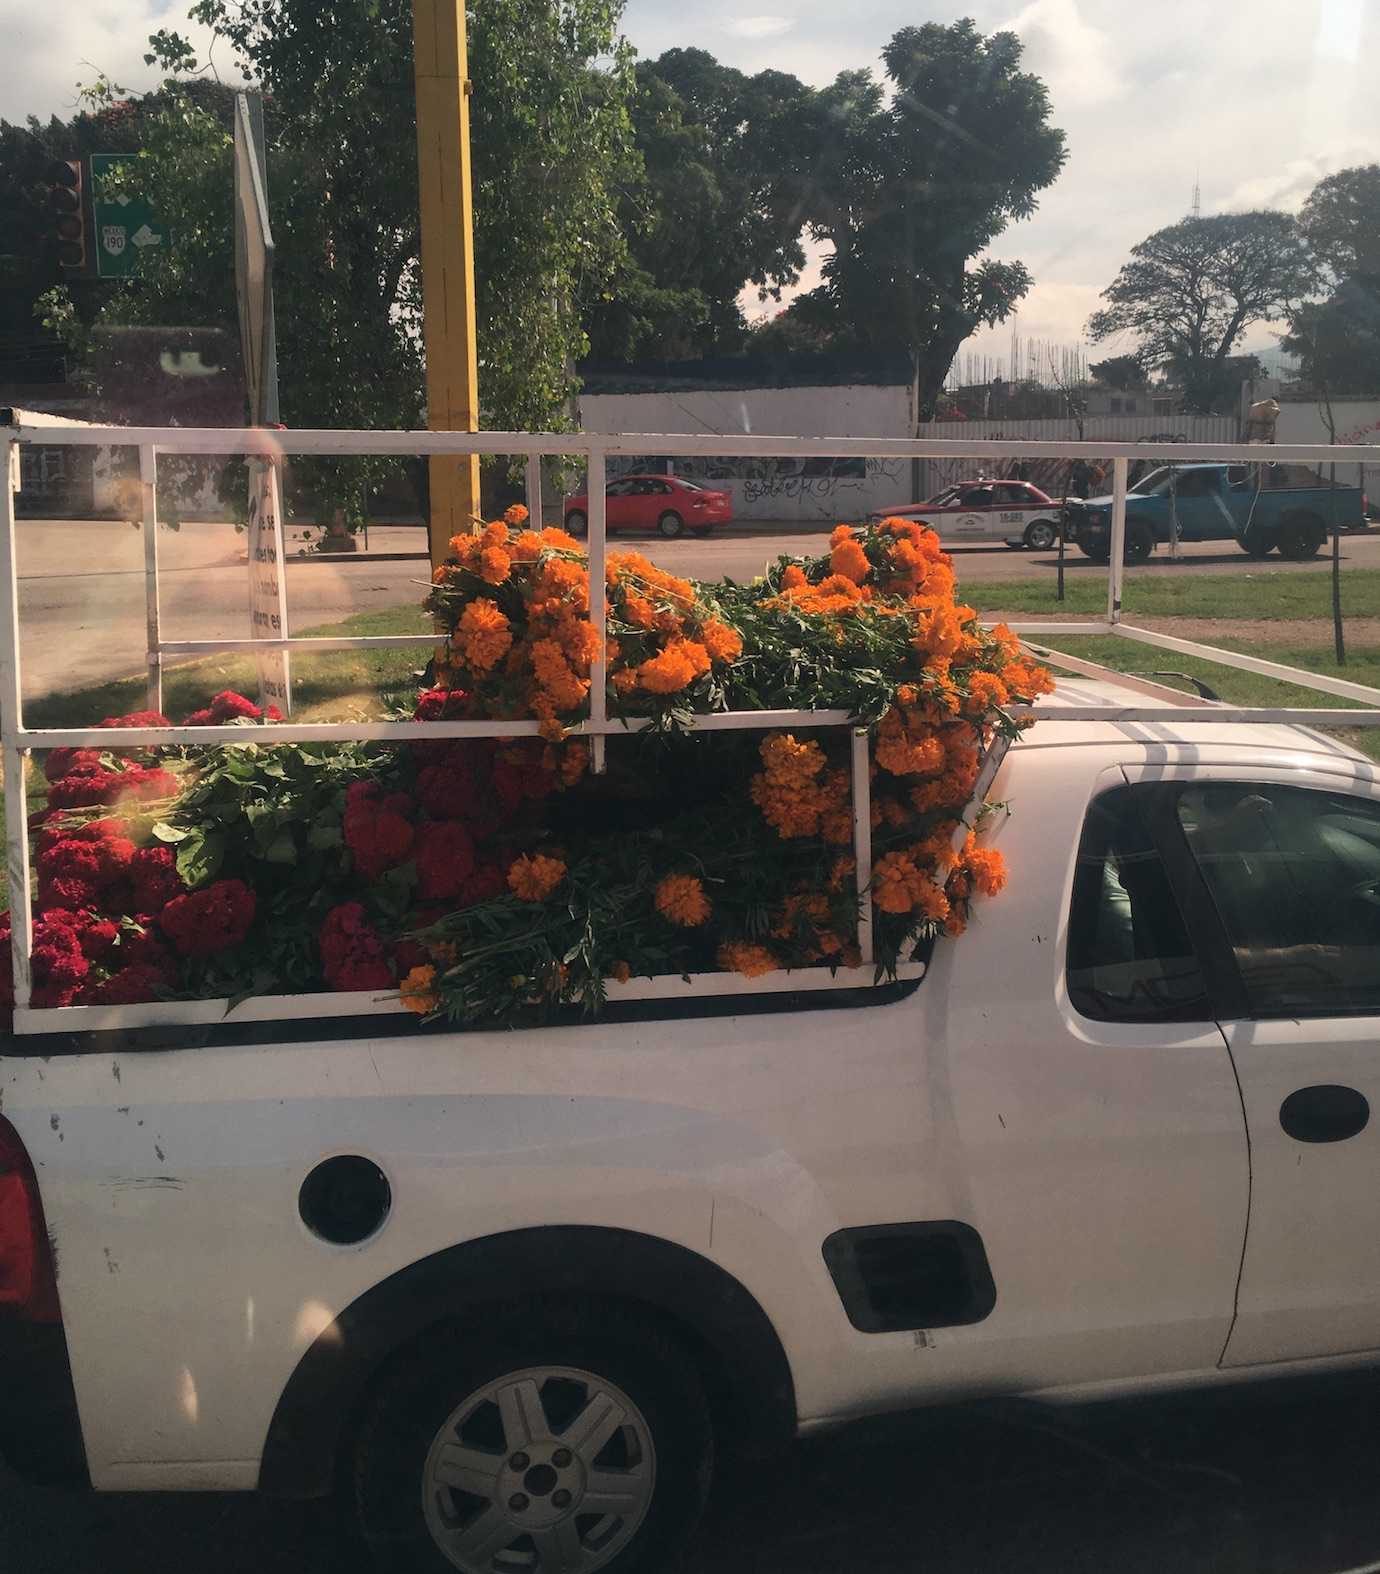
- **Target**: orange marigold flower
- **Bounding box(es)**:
[507,853,566,902]
[610,960,632,984]
[455,599,513,673]
[871,851,925,913]
[965,672,1009,715]
[829,524,856,547]
[637,638,710,695]
[612,667,638,694]
[828,855,856,891]
[780,564,808,590]
[716,940,779,978]
[655,873,711,927]
[943,913,967,937]
[510,529,544,562]
[829,537,871,585]
[541,526,582,552]
[431,563,452,585]
[530,638,589,711]
[964,844,1008,898]
[504,503,529,526]
[479,545,511,584]
[480,521,508,549]
[700,618,743,663]
[400,965,438,1015]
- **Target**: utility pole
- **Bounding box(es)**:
[412,0,482,568]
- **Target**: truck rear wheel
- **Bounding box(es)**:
[1277,511,1326,560]
[353,1298,713,1574]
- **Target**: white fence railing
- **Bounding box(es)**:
[4,419,1380,1037]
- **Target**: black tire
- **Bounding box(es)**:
[565,510,588,537]
[1238,528,1274,558]
[1078,540,1109,562]
[1277,511,1325,560]
[657,511,685,539]
[353,1298,714,1574]
[1124,518,1155,564]
[1023,518,1058,551]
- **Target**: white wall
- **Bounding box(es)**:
[579,383,916,521]
[1275,398,1380,492]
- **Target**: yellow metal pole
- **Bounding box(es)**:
[412,0,482,567]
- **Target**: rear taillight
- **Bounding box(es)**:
[0,1116,60,1322]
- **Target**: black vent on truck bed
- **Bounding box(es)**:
[822,1221,996,1333]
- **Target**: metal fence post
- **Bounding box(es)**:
[524,453,543,532]
[0,438,32,1009]
[139,444,163,715]
[1108,457,1128,624]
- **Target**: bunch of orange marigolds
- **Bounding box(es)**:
[421,506,1051,992]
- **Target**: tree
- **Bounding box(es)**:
[1089,354,1146,391]
[1299,164,1380,281]
[1283,165,1380,398]
[1088,212,1318,413]
[584,49,821,360]
[32,0,638,511]
[795,21,1066,422]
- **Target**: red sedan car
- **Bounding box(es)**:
[563,474,733,539]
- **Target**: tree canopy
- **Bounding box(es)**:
[791,20,1066,422]
[1284,164,1380,401]
[1088,212,1317,412]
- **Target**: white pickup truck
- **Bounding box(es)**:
[3,676,1380,1574]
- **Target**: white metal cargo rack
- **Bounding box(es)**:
[4,417,1380,1036]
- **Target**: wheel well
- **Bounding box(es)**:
[258,1226,797,1499]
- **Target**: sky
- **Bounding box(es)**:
[5,0,1378,374]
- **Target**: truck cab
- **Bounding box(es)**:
[1067,463,1365,563]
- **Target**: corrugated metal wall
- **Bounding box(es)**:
[916,414,1239,498]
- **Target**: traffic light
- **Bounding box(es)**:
[46,159,86,270]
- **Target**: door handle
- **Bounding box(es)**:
[1279,1085,1370,1144]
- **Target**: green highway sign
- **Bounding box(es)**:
[90,153,165,279]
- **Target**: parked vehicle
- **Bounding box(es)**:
[1066,463,1368,563]
[563,474,732,539]
[6,676,1380,1574]
[870,478,1066,549]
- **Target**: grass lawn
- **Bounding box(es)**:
[1035,635,1380,763]
[26,607,433,731]
[968,565,1380,620]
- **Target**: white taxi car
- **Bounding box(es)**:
[872,478,1066,549]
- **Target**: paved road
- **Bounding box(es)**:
[6,1378,1380,1573]
[15,518,1380,702]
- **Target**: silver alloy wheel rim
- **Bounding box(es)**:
[1027,521,1055,550]
[421,1364,657,1574]
[658,513,681,537]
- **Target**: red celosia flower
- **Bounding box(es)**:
[208,691,262,722]
[89,963,171,1005]
[160,879,256,957]
[319,902,395,992]
[116,765,179,801]
[44,747,102,783]
[414,821,476,901]
[79,920,120,962]
[415,762,478,820]
[457,862,506,907]
[118,921,174,973]
[184,708,215,727]
[47,768,125,809]
[38,838,104,892]
[344,782,416,879]
[97,710,171,730]
[129,846,183,912]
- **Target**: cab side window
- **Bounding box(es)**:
[1067,786,1211,1022]
[1176,784,1380,1019]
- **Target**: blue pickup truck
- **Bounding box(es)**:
[1066,462,1367,563]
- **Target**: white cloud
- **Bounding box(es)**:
[999,0,1125,107]
[723,15,797,39]
[0,1,232,125]
[1220,149,1376,214]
